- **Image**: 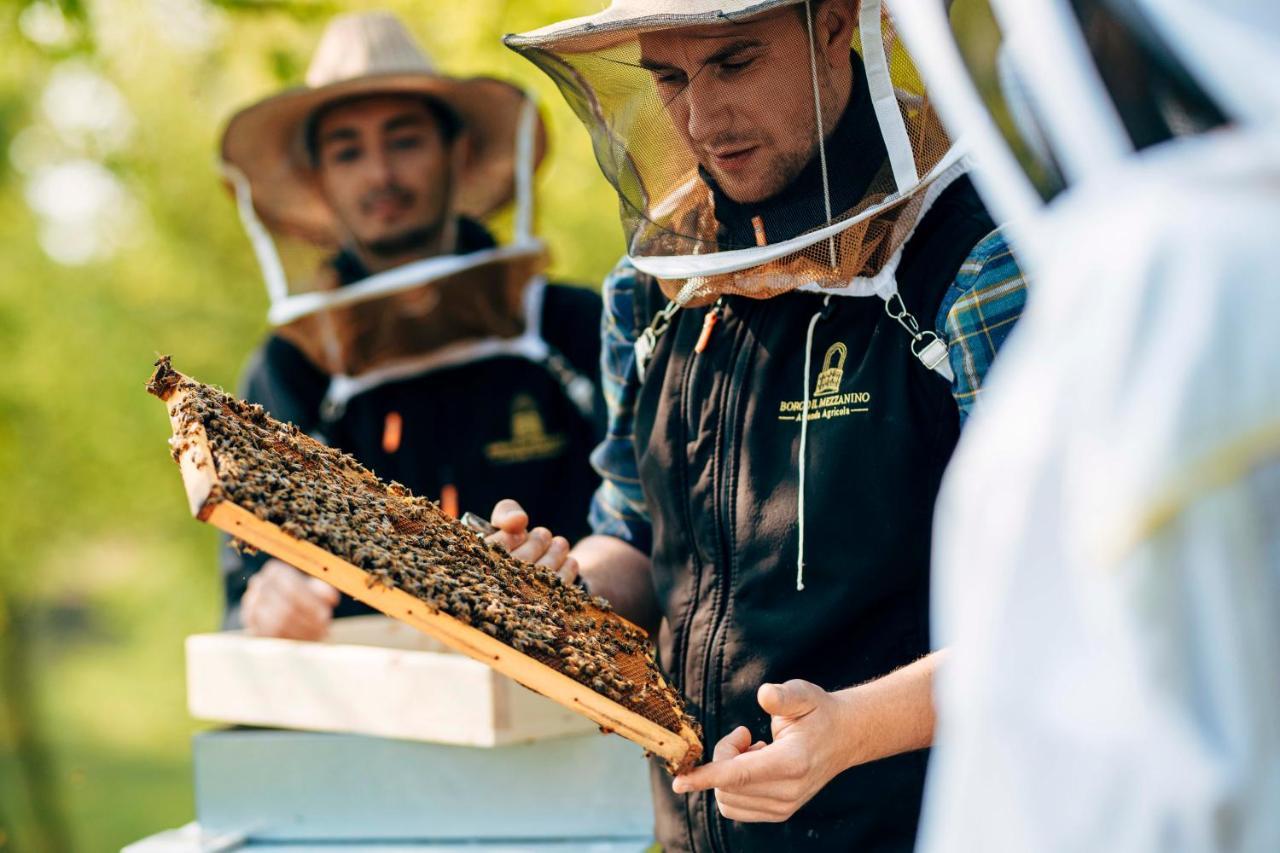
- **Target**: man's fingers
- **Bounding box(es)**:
[757,679,821,720]
[490,499,529,533]
[534,535,570,570]
[717,805,784,824]
[674,743,810,796]
[305,576,341,606]
[274,572,337,623]
[674,739,759,794]
[713,726,754,762]
[715,790,796,822]
[263,589,329,636]
[535,537,582,587]
[243,561,335,640]
[487,529,527,553]
[510,526,553,563]
[250,595,328,641]
[716,794,792,824]
[486,500,530,553]
[274,606,331,641]
[557,555,580,586]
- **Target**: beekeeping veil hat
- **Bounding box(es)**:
[219,12,551,389]
[892,0,1280,241]
[505,0,966,307]
[223,11,547,244]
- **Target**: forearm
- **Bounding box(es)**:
[834,649,946,769]
[571,534,661,636]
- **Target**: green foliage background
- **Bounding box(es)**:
[0,1,621,849]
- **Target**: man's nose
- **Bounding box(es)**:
[683,77,733,146]
[362,146,394,187]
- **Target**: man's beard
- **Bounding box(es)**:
[359,174,454,260]
[363,217,450,260]
[704,133,820,205]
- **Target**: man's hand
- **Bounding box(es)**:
[487,499,579,586]
[671,680,859,823]
[670,653,942,824]
[241,558,341,641]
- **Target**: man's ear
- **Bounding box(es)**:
[817,0,859,69]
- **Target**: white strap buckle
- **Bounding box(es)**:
[884,292,954,382]
[634,299,680,382]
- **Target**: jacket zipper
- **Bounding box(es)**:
[696,300,753,853]
[670,318,707,687]
[669,310,707,853]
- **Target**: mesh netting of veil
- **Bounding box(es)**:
[510,0,958,306]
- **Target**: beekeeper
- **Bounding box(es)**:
[489,1,1029,849]
[218,12,605,639]
[887,0,1280,850]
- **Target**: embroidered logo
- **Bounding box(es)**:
[778,342,871,422]
[484,395,567,463]
[814,342,847,397]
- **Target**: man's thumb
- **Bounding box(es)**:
[757,679,820,719]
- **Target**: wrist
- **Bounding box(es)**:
[832,685,873,771]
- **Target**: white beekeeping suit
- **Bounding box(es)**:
[891,0,1280,849]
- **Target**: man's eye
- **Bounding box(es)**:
[655,72,686,88]
[389,135,425,151]
[718,58,755,75]
[332,147,361,163]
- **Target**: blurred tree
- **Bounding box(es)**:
[0,586,71,853]
[0,0,622,848]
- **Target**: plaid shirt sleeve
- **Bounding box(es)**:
[587,259,654,553]
[935,228,1029,423]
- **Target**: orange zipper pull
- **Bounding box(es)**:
[751,215,768,247]
[440,483,459,519]
[382,411,403,454]
[695,301,723,354]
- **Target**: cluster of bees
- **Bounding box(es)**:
[151,357,697,738]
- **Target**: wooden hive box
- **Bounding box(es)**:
[187,616,601,746]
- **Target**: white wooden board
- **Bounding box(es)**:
[187,615,598,746]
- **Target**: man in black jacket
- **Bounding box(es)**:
[498,2,1028,851]
[218,12,604,639]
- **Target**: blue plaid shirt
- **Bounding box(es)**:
[587,229,1028,554]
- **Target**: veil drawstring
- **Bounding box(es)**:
[796,293,832,591]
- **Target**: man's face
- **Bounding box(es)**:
[638,3,854,205]
[313,94,455,260]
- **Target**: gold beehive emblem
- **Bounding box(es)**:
[814,342,847,397]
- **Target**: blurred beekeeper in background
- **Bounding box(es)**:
[217,12,605,639]
[889,0,1280,849]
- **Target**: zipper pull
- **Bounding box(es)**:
[381,410,403,454]
[440,483,459,519]
[751,215,768,247]
[694,298,725,354]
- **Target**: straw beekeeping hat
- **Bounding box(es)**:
[221,11,547,245]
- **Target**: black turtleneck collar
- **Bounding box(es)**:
[332,216,498,286]
[707,52,888,251]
